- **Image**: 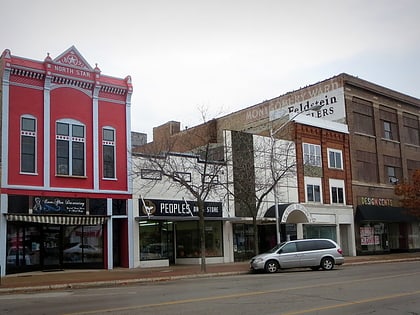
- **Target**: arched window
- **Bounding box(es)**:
[20,115,37,173]
[56,120,85,176]
[102,127,116,179]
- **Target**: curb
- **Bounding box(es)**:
[1,258,420,294]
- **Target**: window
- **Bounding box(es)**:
[328,149,342,169]
[355,150,378,183]
[306,184,321,202]
[103,128,115,179]
[386,166,399,184]
[383,121,392,140]
[56,121,85,176]
[331,187,344,204]
[403,113,419,146]
[329,179,345,204]
[303,143,321,167]
[174,172,191,182]
[352,97,374,135]
[384,155,401,185]
[141,169,162,180]
[21,116,36,173]
[203,174,219,184]
[380,108,398,141]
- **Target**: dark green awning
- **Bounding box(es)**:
[356,206,418,223]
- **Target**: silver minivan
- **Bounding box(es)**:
[250,238,344,273]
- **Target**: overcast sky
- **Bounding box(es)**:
[2,0,420,139]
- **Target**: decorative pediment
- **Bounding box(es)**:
[53,46,93,70]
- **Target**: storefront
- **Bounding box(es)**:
[355,205,420,254]
[136,198,227,267]
[262,203,356,256]
[4,195,111,274]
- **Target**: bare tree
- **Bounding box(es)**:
[223,129,297,256]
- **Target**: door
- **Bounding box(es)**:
[277,242,300,268]
[42,225,61,268]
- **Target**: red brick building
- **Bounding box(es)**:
[0,47,133,274]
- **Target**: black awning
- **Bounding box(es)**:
[264,204,291,218]
[6,214,108,225]
[356,205,418,223]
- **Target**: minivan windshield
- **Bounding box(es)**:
[267,242,286,253]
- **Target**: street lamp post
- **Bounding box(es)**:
[270,104,324,244]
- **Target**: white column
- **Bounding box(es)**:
[43,73,52,188]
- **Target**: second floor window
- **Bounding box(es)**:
[331,187,344,204]
[303,143,321,167]
[103,128,115,179]
[21,116,36,173]
[328,149,343,169]
[306,184,321,202]
[56,121,85,176]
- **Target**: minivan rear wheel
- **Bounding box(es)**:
[265,260,279,273]
[321,257,334,270]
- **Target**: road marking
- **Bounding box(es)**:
[63,271,420,315]
[280,290,420,315]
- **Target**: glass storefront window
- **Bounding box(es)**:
[359,223,389,253]
[139,220,223,261]
[176,221,223,258]
[233,223,255,261]
[63,225,103,264]
[303,225,337,241]
[6,224,40,271]
[139,221,172,260]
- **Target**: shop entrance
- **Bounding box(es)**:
[139,221,175,264]
[42,225,61,269]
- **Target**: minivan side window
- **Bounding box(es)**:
[296,240,335,251]
[280,243,297,253]
[297,241,316,252]
[316,240,335,250]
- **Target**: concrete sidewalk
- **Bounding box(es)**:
[1,252,420,294]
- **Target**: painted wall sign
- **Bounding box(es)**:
[33,197,86,215]
[140,199,222,218]
[244,77,345,124]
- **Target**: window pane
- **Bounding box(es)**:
[332,187,338,203]
[72,159,84,176]
[72,142,84,159]
[22,117,35,131]
[307,184,314,201]
[57,122,69,135]
[72,142,84,176]
[103,145,115,178]
[57,139,69,175]
[21,136,35,173]
[314,185,321,202]
[73,125,84,138]
[103,129,114,141]
[338,188,344,203]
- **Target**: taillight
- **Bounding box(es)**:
[337,248,343,255]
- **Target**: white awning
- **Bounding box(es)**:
[6,214,108,225]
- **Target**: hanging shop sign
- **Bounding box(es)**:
[32,197,86,215]
[140,199,222,218]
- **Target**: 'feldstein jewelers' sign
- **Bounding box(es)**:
[269,87,345,123]
[33,197,86,215]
